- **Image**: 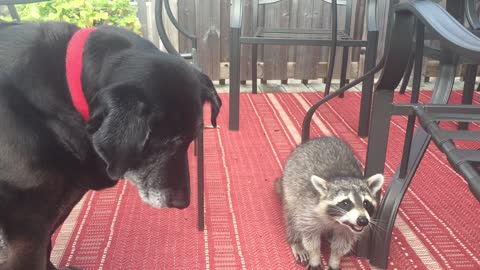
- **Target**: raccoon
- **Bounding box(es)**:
[275,136,384,270]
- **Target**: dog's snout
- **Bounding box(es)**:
[357,216,369,226]
[168,188,190,209]
[169,197,189,209]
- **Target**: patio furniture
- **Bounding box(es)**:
[154,0,207,231]
[398,0,480,130]
[229,0,379,138]
[356,1,480,268]
[0,0,49,21]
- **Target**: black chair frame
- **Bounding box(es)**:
[355,1,480,268]
[398,0,480,130]
[229,0,379,138]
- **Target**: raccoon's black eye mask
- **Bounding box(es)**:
[363,200,375,216]
[326,199,353,217]
[337,199,353,211]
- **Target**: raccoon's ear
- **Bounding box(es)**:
[367,174,384,194]
[311,175,328,196]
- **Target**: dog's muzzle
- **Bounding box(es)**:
[137,186,190,209]
[125,154,191,209]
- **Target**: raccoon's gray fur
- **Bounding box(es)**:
[276,136,384,270]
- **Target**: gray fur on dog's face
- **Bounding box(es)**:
[123,136,191,209]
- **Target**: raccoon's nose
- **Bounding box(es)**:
[357,216,369,226]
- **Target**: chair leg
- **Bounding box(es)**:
[399,51,415,94]
[324,1,338,96]
[399,33,424,178]
[357,31,379,138]
[368,129,431,268]
[324,48,336,96]
[229,28,241,131]
[459,64,477,130]
[339,46,349,98]
[366,63,456,268]
[197,126,205,231]
[356,89,395,259]
[252,44,258,94]
[405,22,424,107]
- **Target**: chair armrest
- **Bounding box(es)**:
[396,1,480,62]
[376,0,480,91]
[230,0,243,30]
[366,0,379,33]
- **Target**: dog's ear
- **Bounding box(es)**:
[196,69,222,127]
[87,83,152,180]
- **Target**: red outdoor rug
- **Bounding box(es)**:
[50,91,480,270]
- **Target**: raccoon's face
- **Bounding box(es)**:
[311,174,384,234]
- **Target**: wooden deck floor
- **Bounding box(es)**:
[214,78,467,94]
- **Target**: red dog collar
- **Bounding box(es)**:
[66,28,96,121]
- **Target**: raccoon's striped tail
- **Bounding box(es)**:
[274,177,283,196]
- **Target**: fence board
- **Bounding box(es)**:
[137,0,149,38]
[178,0,196,54]
[239,0,253,81]
[148,0,365,80]
[351,0,363,61]
[294,0,320,79]
[220,0,230,62]
[262,0,290,80]
[287,0,299,62]
[332,2,348,80]
[144,0,462,81]
[146,0,161,48]
[195,0,220,79]
[164,0,179,51]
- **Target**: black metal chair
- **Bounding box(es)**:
[229,0,379,138]
[154,0,207,231]
[354,1,480,268]
[398,0,480,131]
[0,0,49,21]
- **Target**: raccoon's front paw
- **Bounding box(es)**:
[291,243,309,265]
[306,264,323,270]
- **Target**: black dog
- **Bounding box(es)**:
[0,21,221,269]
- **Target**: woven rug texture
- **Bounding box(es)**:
[49,91,480,270]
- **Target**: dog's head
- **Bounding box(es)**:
[86,57,221,209]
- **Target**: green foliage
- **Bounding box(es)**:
[1,0,141,33]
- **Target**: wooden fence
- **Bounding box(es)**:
[136,0,475,82]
